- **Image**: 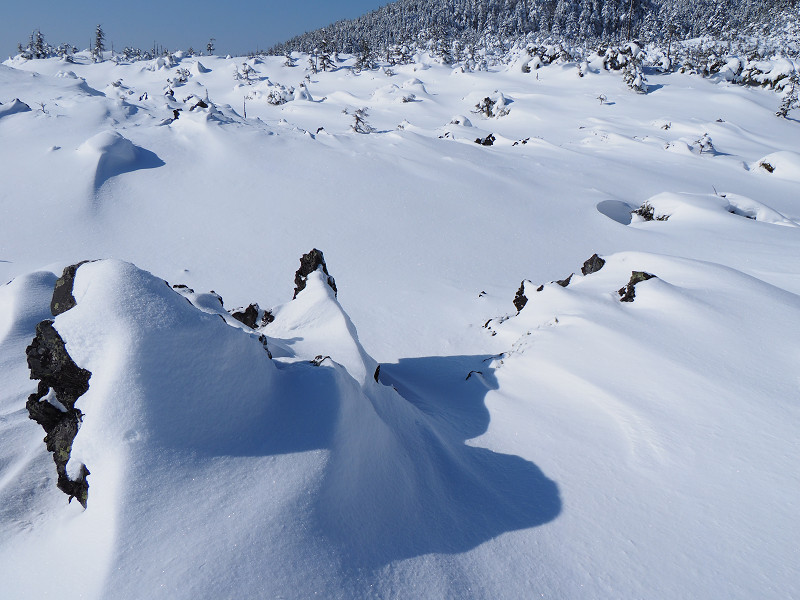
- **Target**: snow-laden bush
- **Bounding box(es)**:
[473,92,511,118]
[592,42,649,93]
[777,74,799,118]
[266,86,293,105]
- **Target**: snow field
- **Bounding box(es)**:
[1,48,799,598]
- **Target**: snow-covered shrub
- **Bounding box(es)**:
[169,67,191,87]
[473,93,510,118]
[776,74,799,118]
[695,133,714,154]
[632,202,669,221]
[596,42,649,93]
[352,108,374,133]
[623,60,648,93]
[266,86,292,106]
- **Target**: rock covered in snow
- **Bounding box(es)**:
[293,248,337,298]
[581,254,606,276]
[24,261,99,507]
[618,271,656,302]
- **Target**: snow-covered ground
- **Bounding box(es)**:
[1,49,798,599]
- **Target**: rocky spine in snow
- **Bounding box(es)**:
[293,249,337,298]
[26,263,93,507]
[581,254,606,275]
[230,303,276,328]
[618,271,656,302]
[51,260,92,315]
[513,281,529,312]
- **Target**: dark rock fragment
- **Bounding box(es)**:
[258,334,273,359]
[581,254,606,276]
[26,320,92,507]
[475,133,495,146]
[51,261,92,316]
[230,303,260,329]
[261,310,275,326]
[618,271,656,302]
[293,249,337,299]
[556,274,573,287]
[513,281,529,312]
[374,365,381,382]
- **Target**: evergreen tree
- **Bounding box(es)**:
[776,74,799,118]
[354,40,375,71]
[92,25,105,62]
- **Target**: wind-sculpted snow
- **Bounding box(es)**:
[0,258,558,598]
[77,131,164,192]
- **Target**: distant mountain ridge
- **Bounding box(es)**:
[269,0,797,55]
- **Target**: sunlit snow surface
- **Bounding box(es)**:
[0,50,799,599]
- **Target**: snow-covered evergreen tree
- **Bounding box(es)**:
[92,25,106,62]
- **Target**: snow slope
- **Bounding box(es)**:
[0,50,799,598]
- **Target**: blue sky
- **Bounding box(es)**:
[1,0,387,58]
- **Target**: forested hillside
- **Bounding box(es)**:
[270,0,798,55]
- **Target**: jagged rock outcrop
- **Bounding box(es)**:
[293,249,337,298]
[581,254,606,276]
[618,271,656,302]
[26,262,94,507]
[513,280,529,312]
[556,273,573,287]
[230,303,276,328]
[51,261,92,316]
[26,320,91,507]
[230,303,260,328]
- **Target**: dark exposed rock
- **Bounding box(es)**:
[618,271,656,302]
[556,274,573,287]
[310,355,331,366]
[191,99,209,110]
[293,249,337,299]
[475,133,495,146]
[513,281,529,312]
[581,254,606,276]
[536,284,544,292]
[51,261,92,316]
[230,303,260,329]
[759,161,775,173]
[26,320,91,508]
[374,365,381,382]
[258,334,273,359]
[261,310,275,326]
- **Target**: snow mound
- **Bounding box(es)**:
[1,258,559,596]
[632,191,798,226]
[0,99,31,118]
[754,151,800,182]
[192,61,210,74]
[77,131,164,191]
